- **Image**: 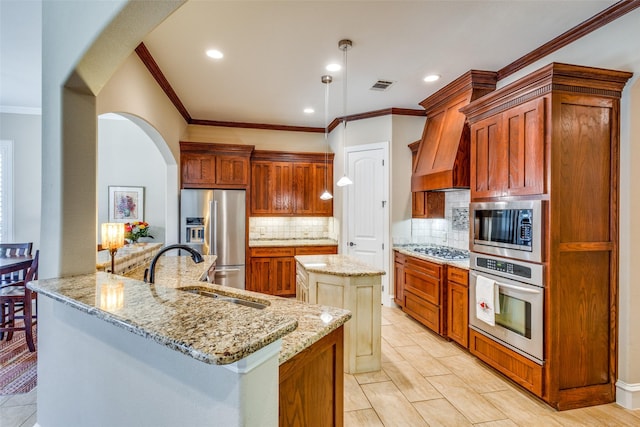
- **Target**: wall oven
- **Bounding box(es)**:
[469,253,544,365]
[470,200,543,262]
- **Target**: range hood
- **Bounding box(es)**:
[411,70,497,192]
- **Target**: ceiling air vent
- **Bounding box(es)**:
[370,80,395,91]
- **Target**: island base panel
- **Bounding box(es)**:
[37,297,280,427]
[279,326,344,427]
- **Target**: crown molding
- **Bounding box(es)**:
[497,0,640,80]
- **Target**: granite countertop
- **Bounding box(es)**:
[30,255,351,366]
[96,242,163,272]
[393,244,470,270]
[249,238,338,248]
[295,254,386,277]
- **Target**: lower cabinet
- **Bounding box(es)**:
[249,245,338,297]
[446,266,469,348]
[393,251,405,307]
[469,329,543,396]
[395,252,469,346]
[279,326,344,427]
[249,247,296,296]
[402,255,445,335]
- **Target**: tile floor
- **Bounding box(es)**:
[0,388,36,427]
[344,306,640,426]
[2,306,639,426]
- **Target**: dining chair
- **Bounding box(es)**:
[0,250,39,352]
[0,242,33,284]
[0,242,33,258]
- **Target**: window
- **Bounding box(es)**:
[0,140,14,242]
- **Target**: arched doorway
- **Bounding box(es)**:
[97,113,179,245]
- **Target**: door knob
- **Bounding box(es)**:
[349,242,357,246]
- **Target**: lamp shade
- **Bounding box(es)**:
[320,190,334,200]
[336,175,353,187]
[101,223,125,250]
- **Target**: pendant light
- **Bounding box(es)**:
[320,74,334,201]
[336,39,353,187]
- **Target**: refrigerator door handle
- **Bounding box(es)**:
[211,200,218,256]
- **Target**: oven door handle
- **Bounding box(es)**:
[495,282,542,294]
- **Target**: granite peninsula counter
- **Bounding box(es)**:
[29,254,351,427]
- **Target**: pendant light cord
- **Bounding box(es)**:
[325,76,329,192]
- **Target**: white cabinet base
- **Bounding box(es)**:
[305,271,381,374]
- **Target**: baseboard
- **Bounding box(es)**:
[616,379,640,409]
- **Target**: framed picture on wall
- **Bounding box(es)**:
[108,186,144,223]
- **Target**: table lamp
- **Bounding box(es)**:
[101,223,125,274]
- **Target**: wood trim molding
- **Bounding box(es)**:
[179,141,255,156]
[189,118,324,133]
[135,43,192,123]
[251,150,334,162]
[497,0,640,80]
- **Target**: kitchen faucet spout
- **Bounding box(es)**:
[144,244,204,284]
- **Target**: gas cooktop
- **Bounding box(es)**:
[410,245,470,261]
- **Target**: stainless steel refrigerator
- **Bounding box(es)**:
[180,189,246,289]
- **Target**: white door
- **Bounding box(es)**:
[344,143,389,303]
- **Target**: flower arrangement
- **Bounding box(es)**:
[124,221,153,243]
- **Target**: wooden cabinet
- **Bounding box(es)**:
[181,152,216,186]
[180,142,253,189]
[408,140,445,218]
[412,191,445,218]
[461,63,632,410]
[216,154,251,186]
[402,256,445,335]
[393,251,405,307]
[279,326,344,427]
[249,247,296,296]
[446,266,469,348]
[250,151,334,216]
[469,98,545,199]
[248,245,338,297]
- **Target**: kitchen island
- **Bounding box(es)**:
[295,254,385,374]
[29,254,351,427]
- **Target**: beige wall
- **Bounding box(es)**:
[185,124,325,152]
[391,115,425,241]
[619,78,640,389]
[97,53,188,164]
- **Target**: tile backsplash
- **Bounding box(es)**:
[249,217,337,240]
[410,190,470,250]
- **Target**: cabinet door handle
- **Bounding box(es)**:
[349,242,357,247]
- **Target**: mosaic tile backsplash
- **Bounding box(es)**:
[249,217,337,240]
[452,207,469,231]
[410,190,470,250]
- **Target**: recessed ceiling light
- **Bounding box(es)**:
[326,63,341,72]
[423,74,440,83]
[304,107,315,114]
[206,49,224,59]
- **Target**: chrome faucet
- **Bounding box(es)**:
[144,244,204,284]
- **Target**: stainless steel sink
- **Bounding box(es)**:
[180,288,267,310]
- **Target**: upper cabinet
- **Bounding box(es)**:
[468,96,545,199]
[250,151,334,217]
[180,142,253,189]
[408,141,445,219]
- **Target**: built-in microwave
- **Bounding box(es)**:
[470,200,543,263]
